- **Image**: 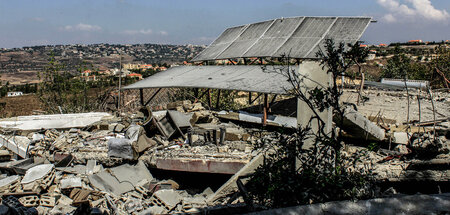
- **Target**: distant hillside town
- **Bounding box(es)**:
[0,43,205,76]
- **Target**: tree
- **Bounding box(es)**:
[37,54,95,113]
[244,39,377,209]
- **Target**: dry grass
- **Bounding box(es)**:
[0,94,42,118]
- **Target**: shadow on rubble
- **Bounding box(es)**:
[149,168,232,194]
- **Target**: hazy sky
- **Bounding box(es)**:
[0,0,449,48]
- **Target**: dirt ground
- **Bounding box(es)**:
[0,94,42,117]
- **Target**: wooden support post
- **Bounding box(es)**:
[144,88,162,106]
[208,89,212,108]
[215,90,221,109]
[262,94,268,126]
[139,89,144,106]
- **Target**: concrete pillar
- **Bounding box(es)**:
[296,61,332,149]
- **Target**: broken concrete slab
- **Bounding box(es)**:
[56,165,86,174]
[110,160,153,186]
[154,157,247,174]
[135,134,156,153]
[86,159,96,175]
[109,123,126,133]
[107,138,135,160]
[126,125,141,142]
[167,110,193,128]
[0,112,112,131]
[10,158,43,175]
[336,107,386,141]
[60,177,82,189]
[21,164,54,184]
[152,189,182,210]
[0,175,20,193]
[207,151,265,204]
[217,111,297,128]
[88,170,134,196]
[0,135,30,158]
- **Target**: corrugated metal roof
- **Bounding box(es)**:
[123,65,293,94]
[192,16,372,61]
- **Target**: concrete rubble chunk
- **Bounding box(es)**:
[60,177,82,189]
[56,165,86,174]
[135,133,157,153]
[86,159,97,175]
[39,194,56,207]
[18,195,39,207]
[0,112,112,130]
[0,135,30,158]
[111,160,153,186]
[208,151,265,204]
[107,138,136,159]
[12,157,45,175]
[49,205,76,215]
[168,110,193,128]
[393,132,409,144]
[336,107,386,141]
[56,194,73,206]
[88,170,134,196]
[109,123,126,133]
[139,206,166,215]
[21,164,54,184]
[0,175,20,192]
[126,125,141,142]
[152,189,182,210]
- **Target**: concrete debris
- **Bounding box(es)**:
[336,107,386,141]
[110,160,153,186]
[393,132,409,144]
[152,189,182,210]
[107,138,136,159]
[21,164,54,184]
[0,135,30,158]
[0,89,447,214]
[88,170,134,196]
[0,112,112,130]
[60,177,82,189]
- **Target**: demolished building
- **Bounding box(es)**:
[0,16,448,214]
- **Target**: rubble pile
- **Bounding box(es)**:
[0,101,267,214]
[0,89,448,214]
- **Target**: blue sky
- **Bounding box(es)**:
[0,0,448,48]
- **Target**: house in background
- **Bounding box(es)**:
[7,91,23,97]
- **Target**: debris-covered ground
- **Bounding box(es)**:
[0,88,448,214]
